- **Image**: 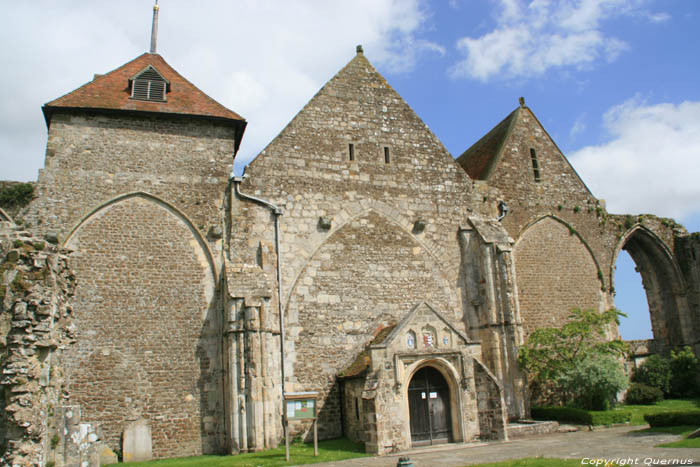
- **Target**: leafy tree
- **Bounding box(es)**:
[669,346,700,398]
[632,354,671,394]
[558,353,628,410]
[518,308,629,407]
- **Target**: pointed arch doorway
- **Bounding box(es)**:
[408,366,453,446]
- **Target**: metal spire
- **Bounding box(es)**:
[150,0,159,54]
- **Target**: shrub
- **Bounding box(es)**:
[0,183,34,209]
[632,355,671,394]
[531,407,631,425]
[669,347,700,397]
[589,410,632,425]
[625,383,664,405]
[518,308,628,407]
[645,410,700,427]
[531,407,592,425]
[558,353,629,410]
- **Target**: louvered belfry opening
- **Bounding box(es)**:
[130,65,168,102]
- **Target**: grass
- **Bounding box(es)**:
[469,459,581,466]
[612,398,700,425]
[124,438,369,466]
[632,425,700,448]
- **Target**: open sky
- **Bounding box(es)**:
[2,0,698,339]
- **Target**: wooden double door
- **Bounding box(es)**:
[408,366,453,446]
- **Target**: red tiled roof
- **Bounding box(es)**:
[43,53,245,125]
[457,108,519,180]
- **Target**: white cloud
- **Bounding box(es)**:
[0,0,440,181]
[450,0,660,81]
[569,114,587,139]
[569,98,700,220]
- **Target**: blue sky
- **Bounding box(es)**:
[2,0,698,339]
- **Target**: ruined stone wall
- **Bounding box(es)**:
[230,52,502,441]
[0,221,75,466]
[674,233,700,355]
[514,217,602,334]
[482,106,689,345]
[23,112,237,242]
[62,195,222,458]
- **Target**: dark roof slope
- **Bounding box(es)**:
[456,108,519,180]
[43,53,245,126]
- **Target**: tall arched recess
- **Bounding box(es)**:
[514,215,604,336]
[612,225,692,350]
[63,193,222,458]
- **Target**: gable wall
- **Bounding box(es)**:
[229,54,504,440]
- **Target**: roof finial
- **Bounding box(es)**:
[150,0,159,54]
[519,96,525,108]
[356,44,364,54]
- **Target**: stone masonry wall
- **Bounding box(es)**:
[23,112,237,243]
[230,51,504,440]
[287,211,457,438]
[675,233,700,355]
[63,195,222,458]
[514,217,602,335]
[0,221,75,466]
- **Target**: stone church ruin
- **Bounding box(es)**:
[1,8,700,467]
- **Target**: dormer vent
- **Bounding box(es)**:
[130,65,169,102]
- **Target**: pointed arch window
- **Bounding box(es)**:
[129,65,169,102]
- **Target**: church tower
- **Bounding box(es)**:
[23,3,247,459]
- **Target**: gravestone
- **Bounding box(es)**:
[123,419,152,462]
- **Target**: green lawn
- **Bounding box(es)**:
[124,438,369,467]
[469,459,581,467]
[612,398,700,425]
[632,425,700,448]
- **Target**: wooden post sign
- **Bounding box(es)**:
[283,391,319,461]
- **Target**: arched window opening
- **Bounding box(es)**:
[615,250,652,340]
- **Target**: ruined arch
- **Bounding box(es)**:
[65,191,217,281]
[612,225,691,348]
[285,209,460,439]
[285,206,458,315]
[62,192,222,456]
[514,215,604,335]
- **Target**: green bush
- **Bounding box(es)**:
[669,347,700,397]
[558,354,628,410]
[632,354,671,394]
[518,308,628,407]
[531,407,592,424]
[645,410,700,427]
[531,407,631,425]
[589,410,631,425]
[0,183,34,209]
[625,383,664,405]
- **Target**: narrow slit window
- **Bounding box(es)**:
[354,398,360,420]
[384,146,391,164]
[530,148,541,182]
[348,143,355,161]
